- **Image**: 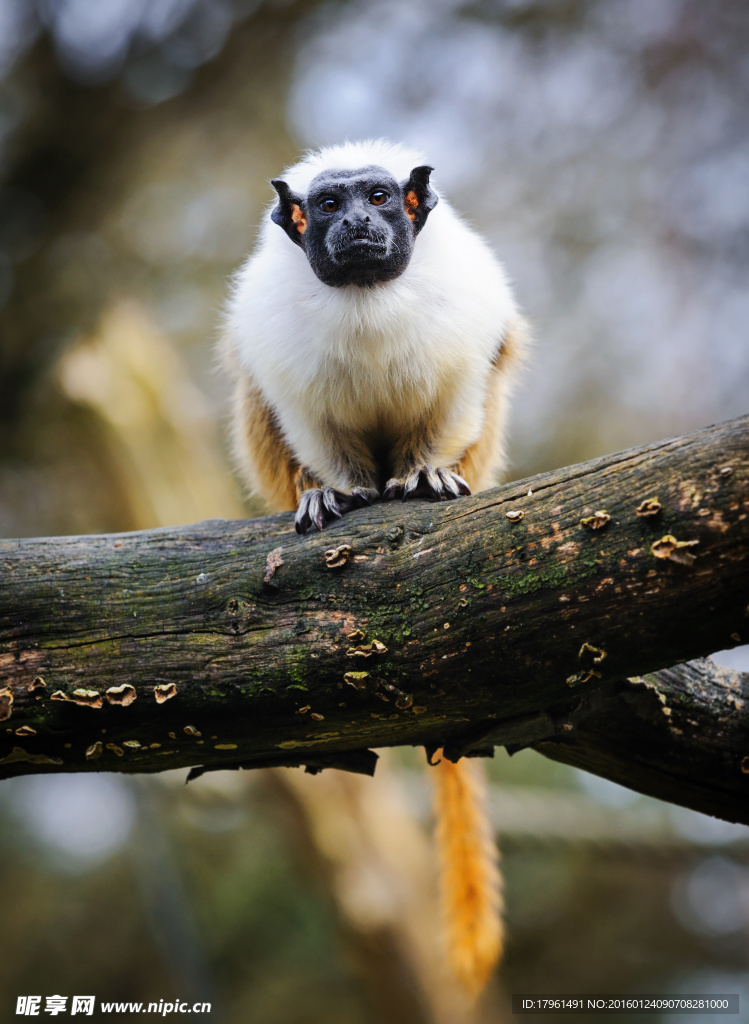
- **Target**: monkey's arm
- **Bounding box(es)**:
[231,374,379,531]
[384,314,529,500]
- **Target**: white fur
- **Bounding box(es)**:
[224,139,520,491]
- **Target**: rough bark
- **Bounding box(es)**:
[0,416,747,822]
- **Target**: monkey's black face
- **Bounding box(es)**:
[271,163,438,287]
[303,168,413,286]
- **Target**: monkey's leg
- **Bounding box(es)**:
[383,316,528,504]
[294,423,380,534]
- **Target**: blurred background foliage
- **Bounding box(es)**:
[0,0,748,1021]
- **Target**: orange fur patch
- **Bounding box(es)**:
[457,314,530,492]
[404,190,419,221]
[291,203,307,234]
[232,376,299,512]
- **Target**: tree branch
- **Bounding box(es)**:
[531,659,749,824]
[0,416,747,822]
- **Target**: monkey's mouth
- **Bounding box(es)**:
[330,229,389,261]
[344,239,387,257]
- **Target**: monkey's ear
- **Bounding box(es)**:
[402,165,439,234]
[270,179,307,248]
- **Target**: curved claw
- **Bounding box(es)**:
[294,490,313,534]
[350,486,377,508]
[322,486,343,519]
[437,467,461,497]
[440,467,471,496]
[382,479,403,501]
[311,491,326,531]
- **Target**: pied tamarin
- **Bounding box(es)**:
[222,139,528,995]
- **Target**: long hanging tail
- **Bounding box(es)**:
[432,751,503,996]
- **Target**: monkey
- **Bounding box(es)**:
[222,139,528,995]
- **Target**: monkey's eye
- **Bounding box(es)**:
[319,197,339,213]
[369,190,390,206]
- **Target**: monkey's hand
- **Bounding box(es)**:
[295,486,379,534]
[382,466,470,502]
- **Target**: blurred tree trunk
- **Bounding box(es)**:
[0,1,320,437]
[268,757,506,1024]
